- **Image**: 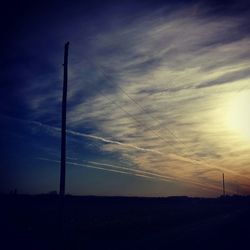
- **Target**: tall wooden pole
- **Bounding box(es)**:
[60,42,69,197]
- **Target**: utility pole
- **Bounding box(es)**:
[222,173,225,196]
[60,42,69,198]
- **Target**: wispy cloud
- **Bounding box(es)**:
[15,2,250,195]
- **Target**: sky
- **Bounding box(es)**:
[1,0,250,197]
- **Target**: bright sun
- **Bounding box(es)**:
[228,90,250,139]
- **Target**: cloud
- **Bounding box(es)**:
[14,2,250,195]
[196,67,250,89]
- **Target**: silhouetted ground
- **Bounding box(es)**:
[1,194,250,250]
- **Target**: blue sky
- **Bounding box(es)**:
[1,0,250,196]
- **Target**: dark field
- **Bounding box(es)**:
[1,195,250,250]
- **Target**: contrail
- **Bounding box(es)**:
[0,115,162,155]
[84,160,224,193]
[38,157,221,193]
[87,160,174,181]
[67,130,163,155]
[31,118,249,178]
[68,161,156,180]
[80,161,222,193]
[87,160,223,192]
[28,118,163,155]
[37,157,158,180]
[3,114,249,182]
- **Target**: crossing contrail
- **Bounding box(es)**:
[38,157,222,193]
[37,157,159,180]
[87,160,175,181]
[87,160,223,193]
[3,114,249,182]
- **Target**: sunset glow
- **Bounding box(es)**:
[228,90,250,139]
[1,0,250,197]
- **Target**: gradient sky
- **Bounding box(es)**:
[1,0,250,197]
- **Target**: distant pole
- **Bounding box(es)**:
[60,42,69,197]
[222,173,225,196]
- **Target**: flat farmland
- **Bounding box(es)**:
[1,195,250,250]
